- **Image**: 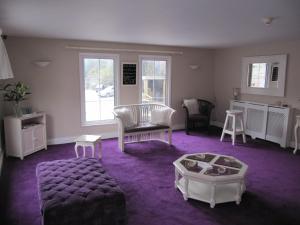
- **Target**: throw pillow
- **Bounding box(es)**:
[115,108,135,128]
[151,108,172,126]
[183,99,199,115]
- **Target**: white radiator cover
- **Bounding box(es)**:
[230,100,292,148]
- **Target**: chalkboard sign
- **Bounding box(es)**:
[122,63,137,85]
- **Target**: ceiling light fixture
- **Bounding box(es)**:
[262,17,275,26]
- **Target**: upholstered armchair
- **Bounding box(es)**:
[182,99,215,134]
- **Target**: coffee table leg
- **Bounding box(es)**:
[183,177,189,201]
[236,181,242,205]
[241,179,246,193]
[210,184,216,208]
[174,169,179,189]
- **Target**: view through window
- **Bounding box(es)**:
[140,56,171,105]
[248,63,267,88]
[80,53,118,125]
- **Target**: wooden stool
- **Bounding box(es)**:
[75,135,102,158]
[220,110,246,145]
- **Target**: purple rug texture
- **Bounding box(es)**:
[1,129,300,225]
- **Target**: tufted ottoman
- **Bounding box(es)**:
[36,158,127,225]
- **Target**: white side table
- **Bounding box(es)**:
[75,135,102,158]
[294,115,300,154]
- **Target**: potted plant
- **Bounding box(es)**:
[1,82,31,117]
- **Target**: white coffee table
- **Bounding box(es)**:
[173,153,248,208]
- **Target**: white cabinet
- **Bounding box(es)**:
[230,100,292,148]
[4,113,47,159]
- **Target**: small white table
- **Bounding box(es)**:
[173,153,248,208]
[75,135,102,158]
[294,115,300,154]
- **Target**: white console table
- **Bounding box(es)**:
[230,100,292,148]
[4,112,47,160]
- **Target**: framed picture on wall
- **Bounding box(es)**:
[122,62,137,85]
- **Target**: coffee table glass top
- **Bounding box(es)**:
[180,159,202,173]
[186,153,215,163]
[176,153,246,177]
[214,156,242,169]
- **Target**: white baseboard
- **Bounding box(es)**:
[289,141,299,149]
[172,123,185,130]
[47,132,118,145]
[211,121,297,149]
[211,120,224,128]
[47,124,186,146]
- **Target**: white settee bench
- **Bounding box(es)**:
[113,103,176,152]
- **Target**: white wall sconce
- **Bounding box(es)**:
[189,64,199,70]
[33,60,51,67]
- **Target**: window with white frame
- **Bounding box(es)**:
[139,55,171,105]
[79,53,119,125]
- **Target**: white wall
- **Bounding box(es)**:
[4,37,215,143]
[213,39,300,144]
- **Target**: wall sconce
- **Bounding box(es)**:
[233,88,241,100]
[189,64,199,70]
[33,60,51,67]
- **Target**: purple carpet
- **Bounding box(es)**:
[1,129,300,225]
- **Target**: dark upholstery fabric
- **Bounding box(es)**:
[125,122,169,133]
[36,158,127,225]
[182,99,214,134]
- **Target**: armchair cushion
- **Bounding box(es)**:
[183,99,198,115]
[151,108,173,126]
[114,108,135,128]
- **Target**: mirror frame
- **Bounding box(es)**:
[241,54,287,97]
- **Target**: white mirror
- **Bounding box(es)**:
[241,54,287,96]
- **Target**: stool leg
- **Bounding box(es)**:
[220,115,229,142]
[294,123,298,154]
[232,115,236,146]
[240,117,246,143]
[83,146,86,158]
[75,144,79,158]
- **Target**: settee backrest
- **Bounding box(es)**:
[114,103,169,124]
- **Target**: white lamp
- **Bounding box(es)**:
[0,28,14,79]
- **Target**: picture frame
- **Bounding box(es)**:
[122,62,137,85]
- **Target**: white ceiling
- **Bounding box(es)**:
[0,0,300,48]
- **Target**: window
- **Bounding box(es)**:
[139,55,171,105]
[79,53,119,125]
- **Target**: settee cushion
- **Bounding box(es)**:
[36,158,127,225]
[125,122,169,133]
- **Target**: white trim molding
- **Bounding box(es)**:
[79,52,120,126]
[47,123,185,145]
